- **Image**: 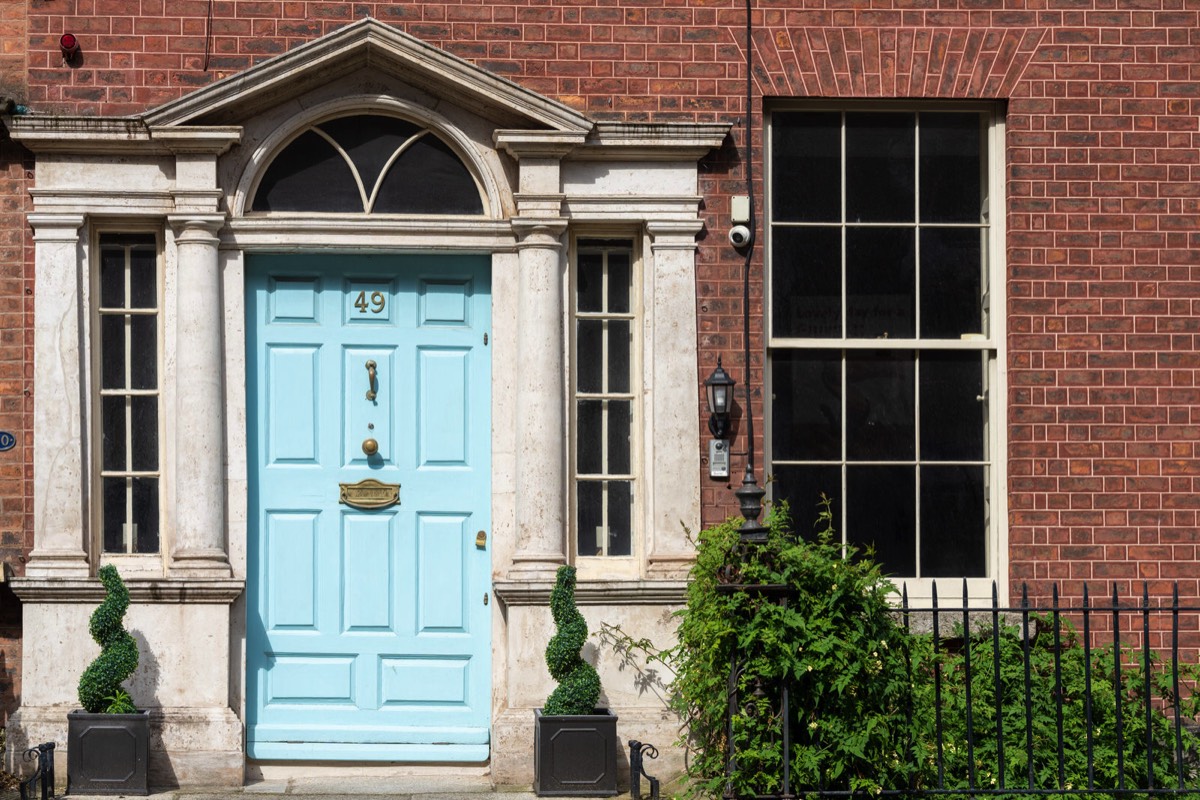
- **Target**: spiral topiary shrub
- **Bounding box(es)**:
[543,565,601,715]
[77,564,140,714]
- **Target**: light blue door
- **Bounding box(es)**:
[245,254,491,761]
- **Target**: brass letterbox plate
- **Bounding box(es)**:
[339,478,400,510]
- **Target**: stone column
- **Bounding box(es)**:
[508,218,570,580]
[646,221,704,577]
[168,215,231,577]
[25,214,89,578]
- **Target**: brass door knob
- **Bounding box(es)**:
[362,438,379,456]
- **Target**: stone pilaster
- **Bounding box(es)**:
[167,215,231,577]
[26,214,89,578]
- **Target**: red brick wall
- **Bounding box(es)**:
[0,0,29,726]
[12,2,1200,614]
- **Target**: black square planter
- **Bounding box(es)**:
[66,709,150,795]
[533,708,619,797]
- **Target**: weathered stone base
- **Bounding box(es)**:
[5,705,243,790]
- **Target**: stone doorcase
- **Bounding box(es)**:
[5,19,726,787]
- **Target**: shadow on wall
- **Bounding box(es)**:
[127,628,179,791]
[0,583,20,725]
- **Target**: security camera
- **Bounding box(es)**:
[729,225,752,249]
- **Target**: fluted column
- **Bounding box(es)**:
[508,218,569,579]
[26,214,89,577]
[645,221,704,576]
[168,215,231,577]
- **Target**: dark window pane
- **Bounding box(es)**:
[769,464,841,543]
[920,112,984,223]
[375,133,484,215]
[132,477,160,554]
[847,465,915,576]
[128,245,157,309]
[577,253,603,313]
[577,400,602,474]
[772,111,841,222]
[920,351,985,461]
[607,252,631,313]
[100,247,125,308]
[846,226,915,338]
[772,226,841,338]
[253,130,362,212]
[920,227,983,338]
[607,480,632,556]
[576,320,603,393]
[577,481,603,557]
[846,112,915,223]
[129,315,157,390]
[318,115,423,199]
[920,465,985,577]
[102,396,126,471]
[101,316,125,389]
[607,321,630,393]
[770,350,841,460]
[846,350,914,460]
[607,400,631,474]
[102,477,127,553]
[131,395,159,472]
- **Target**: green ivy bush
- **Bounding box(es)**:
[78,564,140,714]
[544,564,602,715]
[668,499,1200,799]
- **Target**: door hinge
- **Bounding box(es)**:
[483,332,488,346]
[483,592,489,606]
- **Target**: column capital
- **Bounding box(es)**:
[28,213,84,241]
[511,217,568,250]
[647,220,704,251]
[168,214,225,242]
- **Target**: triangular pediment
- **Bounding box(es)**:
[143,17,593,133]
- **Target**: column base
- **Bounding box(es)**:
[22,549,90,579]
[505,555,565,582]
[170,549,232,578]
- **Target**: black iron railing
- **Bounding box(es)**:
[721,581,1200,799]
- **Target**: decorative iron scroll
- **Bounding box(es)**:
[629,739,661,800]
[19,742,55,800]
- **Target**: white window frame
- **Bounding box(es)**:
[569,234,643,579]
[764,102,1009,606]
[91,228,167,572]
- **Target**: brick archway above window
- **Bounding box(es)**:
[752,27,1047,99]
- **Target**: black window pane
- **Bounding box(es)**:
[130,315,157,390]
[846,350,915,460]
[576,320,603,393]
[607,321,630,394]
[847,465,916,576]
[101,316,125,390]
[920,351,985,461]
[100,247,125,308]
[131,395,159,472]
[846,112,915,223]
[920,227,983,338]
[318,115,423,199]
[770,350,841,460]
[253,130,362,212]
[577,481,603,557]
[607,400,631,474]
[577,400,602,474]
[607,252,631,313]
[132,477,160,554]
[920,465,985,577]
[846,226,915,338]
[769,464,841,543]
[607,480,632,556]
[920,112,984,223]
[577,253,603,313]
[772,226,841,338]
[375,133,483,215]
[102,396,126,471]
[102,477,127,553]
[772,111,841,223]
[128,245,157,309]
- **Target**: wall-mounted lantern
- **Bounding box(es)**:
[705,358,735,478]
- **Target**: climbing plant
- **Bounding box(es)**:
[78,564,140,714]
[543,565,601,715]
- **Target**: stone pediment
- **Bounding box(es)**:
[143,17,592,134]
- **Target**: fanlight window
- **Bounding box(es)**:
[251,114,484,214]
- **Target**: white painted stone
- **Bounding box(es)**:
[562,161,697,197]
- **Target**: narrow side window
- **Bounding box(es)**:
[97,233,161,554]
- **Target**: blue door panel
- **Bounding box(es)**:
[246,254,491,762]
